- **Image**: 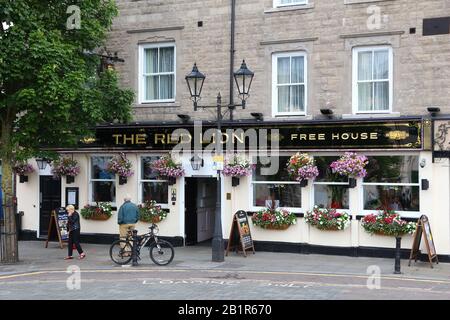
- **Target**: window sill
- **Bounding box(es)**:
[273,114,313,120]
[136,102,181,108]
[265,3,314,14]
[344,0,395,5]
[342,112,400,119]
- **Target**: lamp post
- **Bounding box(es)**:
[185,60,254,262]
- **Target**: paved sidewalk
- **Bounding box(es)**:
[0,241,449,281]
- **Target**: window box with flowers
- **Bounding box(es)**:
[361,210,416,237]
[286,153,319,187]
[222,155,255,187]
[80,202,113,221]
[13,162,35,183]
[330,152,368,188]
[138,200,168,223]
[107,153,134,185]
[252,206,297,230]
[52,157,81,184]
[149,155,185,185]
[305,206,350,231]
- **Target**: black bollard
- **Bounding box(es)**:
[132,229,138,266]
[394,236,402,274]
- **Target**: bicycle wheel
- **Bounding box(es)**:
[149,239,174,266]
[110,240,133,265]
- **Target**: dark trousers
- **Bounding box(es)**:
[68,228,83,257]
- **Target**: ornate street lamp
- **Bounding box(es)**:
[185,60,254,262]
[35,158,49,170]
[190,154,204,171]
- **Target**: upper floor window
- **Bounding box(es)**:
[353,46,393,113]
[272,52,307,116]
[139,43,176,103]
[274,0,308,7]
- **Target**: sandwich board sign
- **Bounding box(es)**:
[45,208,68,249]
[408,215,439,268]
[226,210,255,257]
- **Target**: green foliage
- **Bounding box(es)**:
[0,0,133,160]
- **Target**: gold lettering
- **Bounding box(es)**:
[309,134,316,141]
[112,134,121,145]
[370,133,378,140]
[332,133,340,140]
[318,134,326,141]
[233,132,244,144]
[351,133,359,140]
[341,133,350,140]
[155,133,166,144]
[123,134,134,144]
[291,134,298,141]
[136,134,147,144]
[180,134,192,143]
[361,133,368,140]
[299,134,307,140]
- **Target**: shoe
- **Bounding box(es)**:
[64,256,73,260]
[78,253,86,260]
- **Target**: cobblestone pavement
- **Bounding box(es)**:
[0,241,450,300]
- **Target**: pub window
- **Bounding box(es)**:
[252,156,302,210]
[272,52,307,116]
[313,156,350,210]
[139,43,176,103]
[140,156,169,208]
[90,156,116,204]
[274,0,308,7]
[362,156,420,215]
[352,46,393,113]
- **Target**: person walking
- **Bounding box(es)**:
[118,195,139,255]
[64,205,85,260]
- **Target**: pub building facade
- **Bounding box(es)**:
[16,0,450,259]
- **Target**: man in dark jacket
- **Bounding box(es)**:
[118,195,139,245]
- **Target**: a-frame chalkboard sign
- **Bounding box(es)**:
[45,208,69,249]
[408,215,439,268]
[226,210,255,257]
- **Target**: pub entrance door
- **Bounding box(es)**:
[39,176,61,237]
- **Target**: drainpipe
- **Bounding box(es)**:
[229,0,236,121]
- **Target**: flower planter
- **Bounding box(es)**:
[348,178,357,188]
[167,177,176,186]
[299,180,308,187]
[87,213,110,221]
[264,224,290,230]
[317,226,341,231]
[19,175,28,183]
[140,216,162,223]
[119,176,127,185]
[232,176,240,187]
[66,175,75,184]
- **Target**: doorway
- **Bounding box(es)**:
[184,177,217,246]
[39,176,61,237]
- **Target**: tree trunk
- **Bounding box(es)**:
[1,122,18,263]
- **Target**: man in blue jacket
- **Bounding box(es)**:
[118,195,139,254]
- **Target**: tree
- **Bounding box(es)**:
[0,0,134,263]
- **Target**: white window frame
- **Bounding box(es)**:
[250,155,304,213]
[89,155,116,206]
[272,51,308,117]
[138,155,169,209]
[138,42,176,104]
[352,46,393,114]
[273,0,308,8]
[361,154,421,218]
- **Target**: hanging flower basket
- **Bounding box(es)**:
[138,200,168,223]
[52,157,80,182]
[361,210,416,237]
[107,153,134,181]
[119,176,128,185]
[330,152,368,188]
[13,162,34,183]
[223,155,254,187]
[80,203,113,221]
[286,153,318,184]
[252,206,297,230]
[305,206,350,231]
[149,156,184,184]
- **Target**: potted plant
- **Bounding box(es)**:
[149,155,185,185]
[361,210,416,237]
[107,153,134,185]
[13,162,35,183]
[286,153,319,187]
[51,157,80,184]
[252,204,297,230]
[330,152,368,188]
[222,155,254,187]
[305,206,350,231]
[80,202,113,221]
[138,200,168,223]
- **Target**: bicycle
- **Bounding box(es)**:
[109,224,174,266]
